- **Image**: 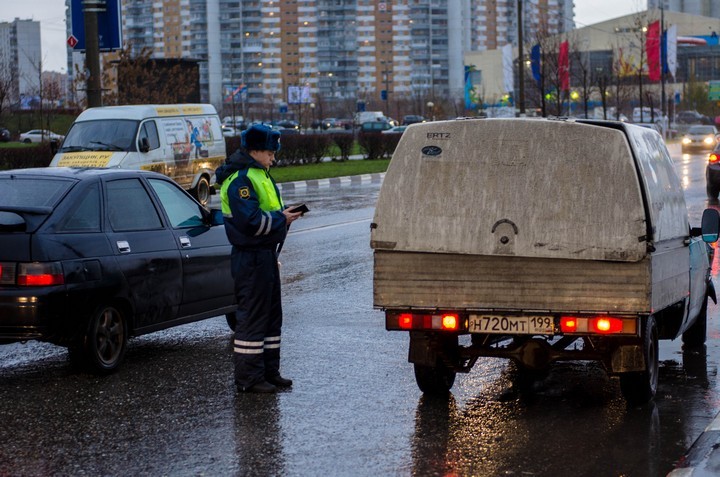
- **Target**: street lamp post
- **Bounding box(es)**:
[427,101,435,121]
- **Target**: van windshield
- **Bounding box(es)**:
[59,120,139,152]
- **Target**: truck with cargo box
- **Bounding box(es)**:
[371,118,720,404]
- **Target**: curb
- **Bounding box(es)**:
[668,412,720,476]
[277,172,385,193]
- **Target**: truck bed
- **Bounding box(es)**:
[374,250,659,314]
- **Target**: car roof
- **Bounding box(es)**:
[0,167,170,181]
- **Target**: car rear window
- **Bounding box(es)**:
[0,177,73,208]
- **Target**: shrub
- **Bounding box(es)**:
[0,143,55,170]
[358,132,386,160]
[330,133,355,161]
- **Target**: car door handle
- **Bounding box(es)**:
[180,237,191,248]
[116,240,131,253]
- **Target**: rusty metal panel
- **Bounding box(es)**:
[372,119,647,262]
[373,250,651,313]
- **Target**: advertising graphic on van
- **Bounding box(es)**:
[50,104,226,205]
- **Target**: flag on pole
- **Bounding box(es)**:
[647,20,661,81]
[665,24,677,79]
[559,41,569,91]
[502,44,514,93]
[531,44,542,85]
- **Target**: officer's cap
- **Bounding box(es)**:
[241,124,281,152]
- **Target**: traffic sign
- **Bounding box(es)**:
[67,35,78,48]
[70,0,122,51]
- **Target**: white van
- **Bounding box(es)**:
[50,104,226,205]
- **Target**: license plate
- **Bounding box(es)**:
[468,314,555,335]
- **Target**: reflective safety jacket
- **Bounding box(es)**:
[216,149,287,249]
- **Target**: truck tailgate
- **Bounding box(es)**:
[374,250,652,314]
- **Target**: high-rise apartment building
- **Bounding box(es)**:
[0,19,42,105]
[647,0,720,19]
[69,0,572,117]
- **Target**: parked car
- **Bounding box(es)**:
[677,110,711,125]
[222,126,240,137]
[681,125,718,153]
[360,121,393,132]
[0,127,10,142]
[402,115,425,125]
[19,129,65,144]
[321,118,337,130]
[0,168,236,373]
[381,125,408,135]
[276,119,299,130]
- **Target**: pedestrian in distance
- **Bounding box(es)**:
[215,123,303,393]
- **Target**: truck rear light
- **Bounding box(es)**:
[387,312,464,331]
[16,262,65,286]
[591,317,623,334]
[560,315,636,335]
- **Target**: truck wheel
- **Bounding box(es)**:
[682,295,708,348]
[192,176,210,206]
[620,316,659,405]
[414,362,456,395]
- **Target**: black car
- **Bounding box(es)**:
[0,127,10,142]
[0,168,236,373]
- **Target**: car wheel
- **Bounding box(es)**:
[192,176,210,206]
[683,295,708,348]
[80,305,128,374]
[620,316,659,405]
[707,181,720,201]
[22,138,31,144]
[225,312,236,331]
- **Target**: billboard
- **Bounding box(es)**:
[71,0,123,51]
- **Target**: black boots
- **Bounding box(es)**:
[266,375,293,387]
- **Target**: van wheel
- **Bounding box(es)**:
[78,305,128,374]
[192,176,210,206]
[620,316,659,405]
[683,295,708,348]
[414,362,456,395]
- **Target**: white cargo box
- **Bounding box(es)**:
[372,119,689,314]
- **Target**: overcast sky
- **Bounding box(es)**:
[1,0,646,74]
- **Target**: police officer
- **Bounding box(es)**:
[216,124,302,393]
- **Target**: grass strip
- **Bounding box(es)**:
[271,159,390,183]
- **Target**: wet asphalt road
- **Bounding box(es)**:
[1,143,720,476]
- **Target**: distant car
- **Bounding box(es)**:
[276,120,299,130]
[222,126,240,137]
[402,115,425,125]
[677,110,711,125]
[19,129,64,144]
[682,125,718,153]
[0,127,10,142]
[0,168,236,373]
[321,118,337,130]
[707,142,720,200]
[360,121,393,132]
[381,125,408,135]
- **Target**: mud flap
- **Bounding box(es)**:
[610,344,645,373]
[408,331,437,367]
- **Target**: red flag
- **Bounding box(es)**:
[559,41,569,91]
[647,20,661,81]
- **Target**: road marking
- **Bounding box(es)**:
[290,218,372,235]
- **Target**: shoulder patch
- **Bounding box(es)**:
[238,187,250,199]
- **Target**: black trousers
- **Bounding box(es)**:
[231,248,283,388]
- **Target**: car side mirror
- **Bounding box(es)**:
[207,208,224,226]
[701,208,720,243]
[139,137,150,153]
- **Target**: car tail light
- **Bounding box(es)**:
[387,311,464,332]
[710,153,720,164]
[560,315,636,335]
[16,262,65,286]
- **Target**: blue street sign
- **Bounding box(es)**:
[356,101,366,112]
[71,0,123,51]
[381,90,387,101]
